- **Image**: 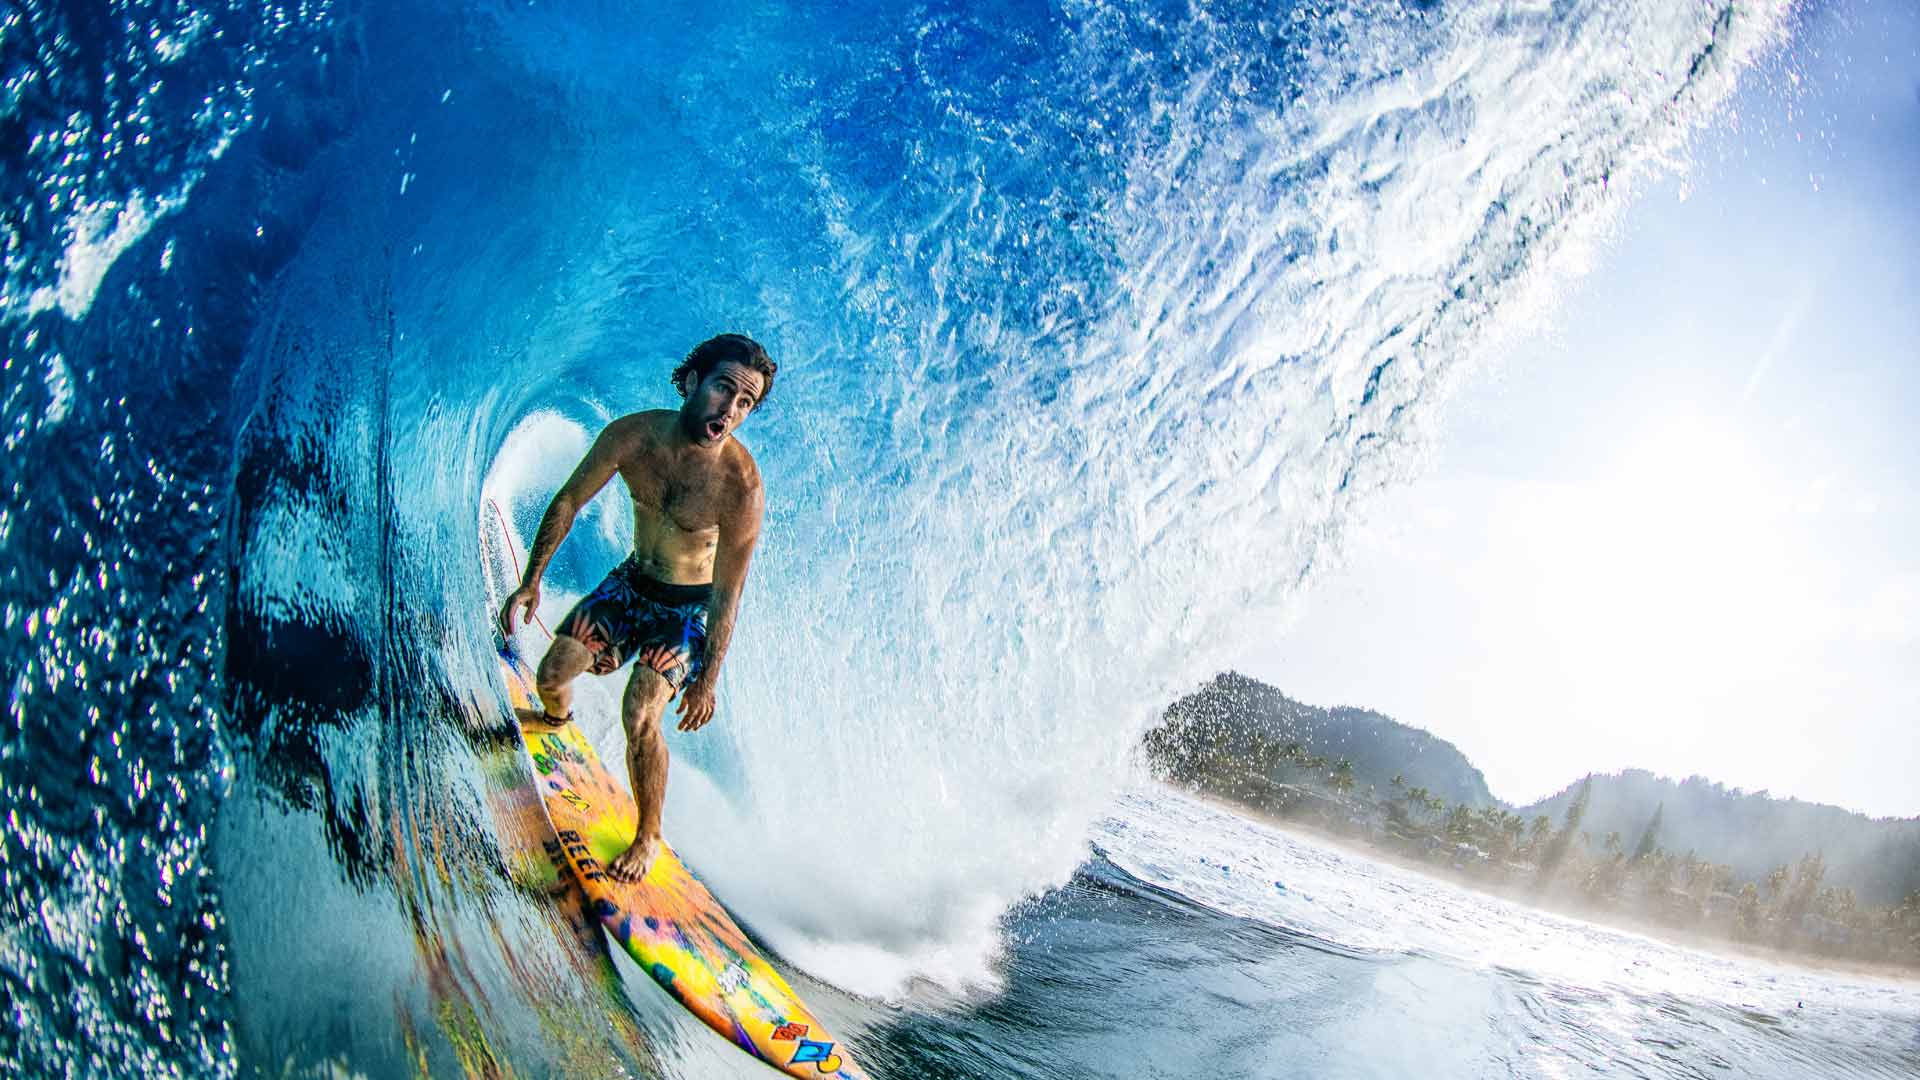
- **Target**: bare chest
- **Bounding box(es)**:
[621,459,732,533]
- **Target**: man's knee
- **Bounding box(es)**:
[536,636,591,695]
[623,669,672,730]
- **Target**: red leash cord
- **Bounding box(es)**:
[489,496,553,640]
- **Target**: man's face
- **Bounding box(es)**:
[682,360,766,447]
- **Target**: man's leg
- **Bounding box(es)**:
[607,665,673,882]
[533,636,595,720]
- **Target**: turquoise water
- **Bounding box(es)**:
[8,1,1915,1077]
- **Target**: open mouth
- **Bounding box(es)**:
[703,418,726,440]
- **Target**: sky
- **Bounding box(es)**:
[1241,0,1920,819]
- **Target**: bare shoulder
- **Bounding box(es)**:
[601,410,673,450]
[615,409,679,434]
[723,440,765,508]
[724,437,761,483]
[724,435,761,477]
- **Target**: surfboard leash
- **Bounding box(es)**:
[489,496,554,641]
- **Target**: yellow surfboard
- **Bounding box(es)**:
[498,650,871,1080]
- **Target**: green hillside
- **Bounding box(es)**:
[1145,670,1495,808]
[1521,770,1920,908]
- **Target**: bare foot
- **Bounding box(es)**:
[606,834,661,883]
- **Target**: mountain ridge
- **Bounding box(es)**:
[1147,671,1920,906]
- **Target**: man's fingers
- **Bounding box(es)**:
[501,596,528,635]
[672,692,710,732]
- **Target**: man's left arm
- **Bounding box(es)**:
[675,482,764,732]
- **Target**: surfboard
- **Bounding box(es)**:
[497,649,872,1080]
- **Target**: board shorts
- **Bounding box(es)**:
[556,556,712,689]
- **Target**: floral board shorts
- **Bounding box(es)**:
[556,556,713,689]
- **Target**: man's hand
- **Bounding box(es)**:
[498,581,540,636]
[675,674,716,732]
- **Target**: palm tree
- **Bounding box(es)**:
[1405,786,1431,824]
[1445,804,1474,842]
[1764,864,1790,904]
[1631,803,1664,861]
[1331,759,1355,795]
[1526,815,1551,859]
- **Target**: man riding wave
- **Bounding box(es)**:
[498,333,773,883]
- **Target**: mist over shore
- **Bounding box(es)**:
[1145,671,1920,971]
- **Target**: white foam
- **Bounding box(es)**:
[26,195,170,321]
[12,103,236,325]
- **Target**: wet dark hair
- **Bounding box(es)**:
[672,333,776,404]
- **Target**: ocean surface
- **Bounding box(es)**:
[6,1,1917,1077]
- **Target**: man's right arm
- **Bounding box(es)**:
[498,422,629,635]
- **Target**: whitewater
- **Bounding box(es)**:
[5,0,1916,1077]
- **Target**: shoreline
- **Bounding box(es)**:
[1189,789,1920,986]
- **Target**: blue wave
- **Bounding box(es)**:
[1,1,1795,1076]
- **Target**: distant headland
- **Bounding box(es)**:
[1142,671,1920,973]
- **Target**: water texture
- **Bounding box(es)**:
[7,2,1897,1078]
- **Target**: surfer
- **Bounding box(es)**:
[497,333,772,882]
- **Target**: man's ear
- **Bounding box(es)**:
[679,369,699,397]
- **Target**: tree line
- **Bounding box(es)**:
[1145,710,1920,971]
